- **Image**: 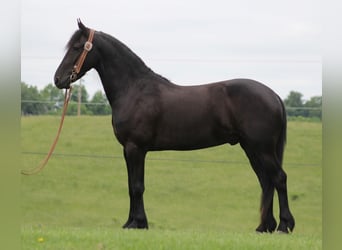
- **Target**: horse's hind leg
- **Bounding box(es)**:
[241,144,277,233]
[254,149,295,233]
[271,166,295,233]
[256,174,277,233]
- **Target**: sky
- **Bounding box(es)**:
[21,0,321,100]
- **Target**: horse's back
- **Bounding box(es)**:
[221,79,281,104]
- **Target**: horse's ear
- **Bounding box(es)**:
[77,18,88,33]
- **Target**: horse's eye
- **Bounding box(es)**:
[73,43,82,50]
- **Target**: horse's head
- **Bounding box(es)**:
[54,19,98,89]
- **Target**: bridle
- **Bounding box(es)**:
[70,28,95,82]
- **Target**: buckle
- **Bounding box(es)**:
[70,70,78,82]
[84,41,93,51]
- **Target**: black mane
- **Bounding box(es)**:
[100,32,149,70]
[65,29,172,82]
[97,31,171,82]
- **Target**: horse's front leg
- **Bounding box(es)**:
[122,142,148,229]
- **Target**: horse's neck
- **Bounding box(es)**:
[92,39,143,104]
[95,63,122,106]
[94,59,149,107]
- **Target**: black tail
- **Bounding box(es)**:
[276,96,287,167]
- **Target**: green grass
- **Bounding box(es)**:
[21,227,321,250]
[21,116,322,249]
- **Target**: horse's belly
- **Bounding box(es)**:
[151,121,238,151]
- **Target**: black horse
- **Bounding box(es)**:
[54,20,295,233]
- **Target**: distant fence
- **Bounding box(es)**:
[21,151,321,168]
[285,107,322,120]
[21,100,322,119]
[21,100,111,116]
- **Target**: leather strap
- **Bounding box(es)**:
[71,29,95,80]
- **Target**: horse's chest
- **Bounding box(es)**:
[112,115,155,146]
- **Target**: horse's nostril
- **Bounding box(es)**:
[54,76,60,85]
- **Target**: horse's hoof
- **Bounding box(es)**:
[256,218,277,233]
[276,230,289,234]
[277,215,295,233]
[122,219,148,229]
[122,218,133,229]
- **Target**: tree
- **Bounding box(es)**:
[283,91,322,119]
[41,83,65,102]
[87,91,111,115]
[284,91,305,117]
[66,102,93,115]
[304,96,322,119]
[305,96,322,108]
[284,91,303,107]
[40,83,65,113]
[70,83,89,103]
[62,83,91,115]
[21,82,46,115]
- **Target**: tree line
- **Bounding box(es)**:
[21,82,321,119]
[284,91,322,120]
[21,82,111,115]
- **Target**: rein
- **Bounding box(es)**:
[21,87,73,175]
[21,27,95,176]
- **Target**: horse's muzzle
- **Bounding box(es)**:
[54,76,70,89]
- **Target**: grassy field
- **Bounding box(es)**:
[21,116,322,249]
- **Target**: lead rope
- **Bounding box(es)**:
[21,86,73,175]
